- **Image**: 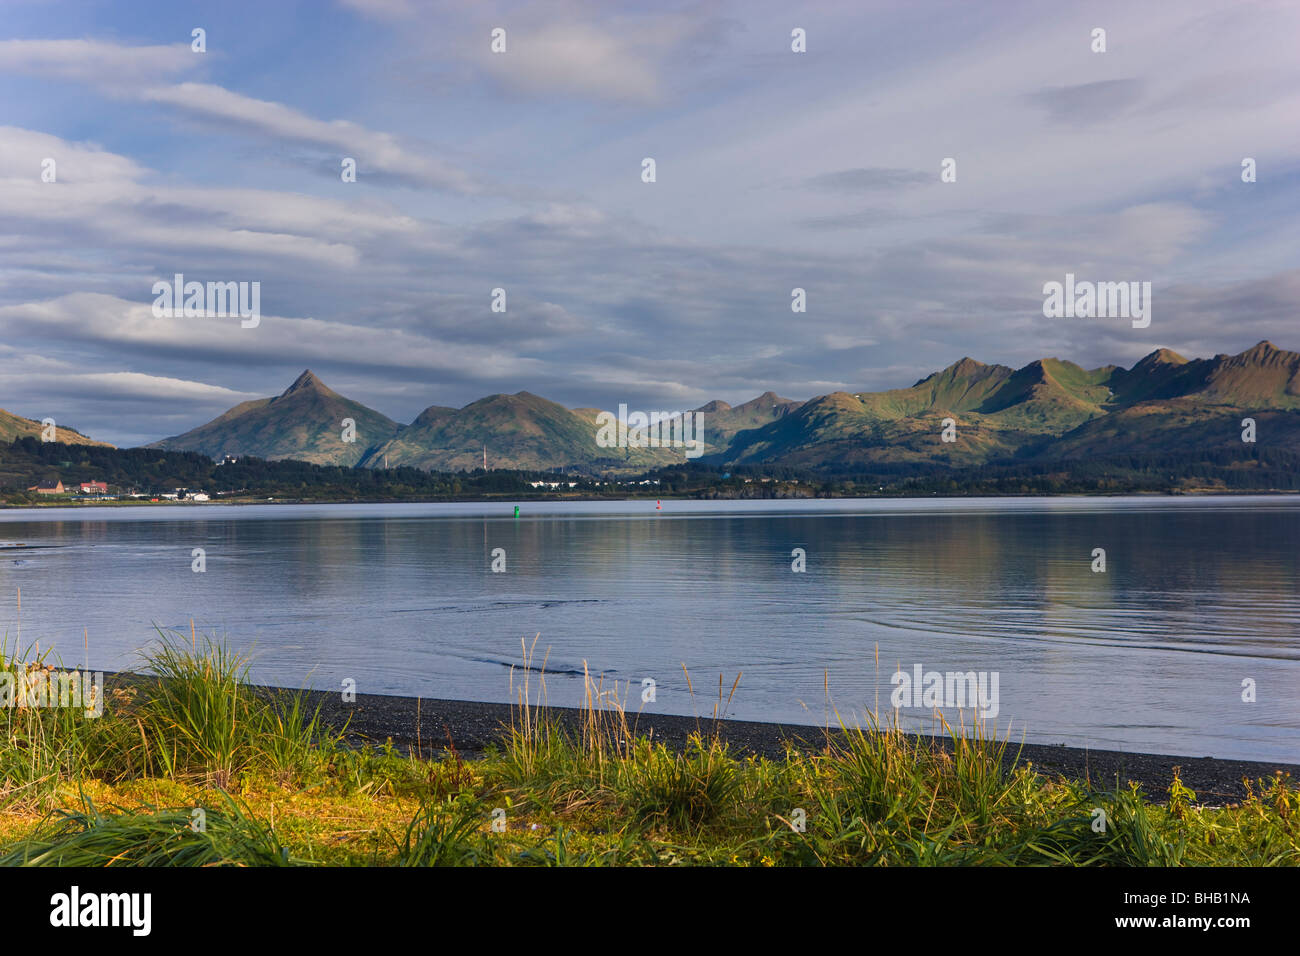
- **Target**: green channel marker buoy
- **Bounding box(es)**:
[514,505,519,518]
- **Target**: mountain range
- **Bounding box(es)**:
[143,341,1300,474]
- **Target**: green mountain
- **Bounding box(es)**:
[719,341,1300,472]
[145,342,1300,475]
[692,391,803,453]
[152,373,798,473]
[1042,343,1300,460]
[360,391,682,472]
[150,370,401,465]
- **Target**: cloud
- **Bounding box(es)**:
[25,371,260,405]
[800,207,904,231]
[479,21,665,103]
[980,202,1213,266]
[804,167,933,193]
[0,38,482,195]
[0,292,549,382]
[4,2,1300,446]
[0,362,263,447]
[0,126,437,274]
[1026,79,1146,124]
[140,83,481,193]
[0,125,146,183]
[0,38,196,86]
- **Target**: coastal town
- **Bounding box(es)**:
[15,453,247,502]
[25,478,212,502]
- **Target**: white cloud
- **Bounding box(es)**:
[0,125,146,183]
[0,293,548,381]
[12,370,260,405]
[479,21,666,104]
[0,126,440,270]
[140,83,481,193]
[2,3,1300,441]
[0,38,197,86]
[0,38,481,195]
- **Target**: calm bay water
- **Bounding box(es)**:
[0,496,1296,762]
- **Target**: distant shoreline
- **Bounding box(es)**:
[5,488,1300,510]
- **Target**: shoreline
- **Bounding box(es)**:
[243,681,1297,804]
[4,670,1293,868]
[6,489,1300,510]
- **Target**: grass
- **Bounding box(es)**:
[0,631,1296,866]
[0,792,303,867]
[137,626,335,788]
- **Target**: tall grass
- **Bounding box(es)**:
[479,641,1300,865]
[0,628,1296,866]
[137,625,335,787]
[0,793,303,866]
[0,624,334,805]
[139,628,249,787]
[618,735,740,830]
[0,636,138,806]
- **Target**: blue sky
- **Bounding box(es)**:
[1,0,1298,445]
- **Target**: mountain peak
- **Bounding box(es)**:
[1243,340,1280,357]
[733,391,794,410]
[1133,348,1188,369]
[949,357,984,374]
[1216,341,1295,369]
[911,356,1007,391]
[282,369,329,396]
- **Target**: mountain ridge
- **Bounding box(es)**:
[0,408,112,448]
[145,341,1300,473]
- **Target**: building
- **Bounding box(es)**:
[28,480,64,495]
[79,481,108,494]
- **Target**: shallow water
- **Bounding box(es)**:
[0,496,1296,762]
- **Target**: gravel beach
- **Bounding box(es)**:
[101,670,1295,803]
[283,684,1296,805]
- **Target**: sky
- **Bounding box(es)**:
[1,0,1298,446]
